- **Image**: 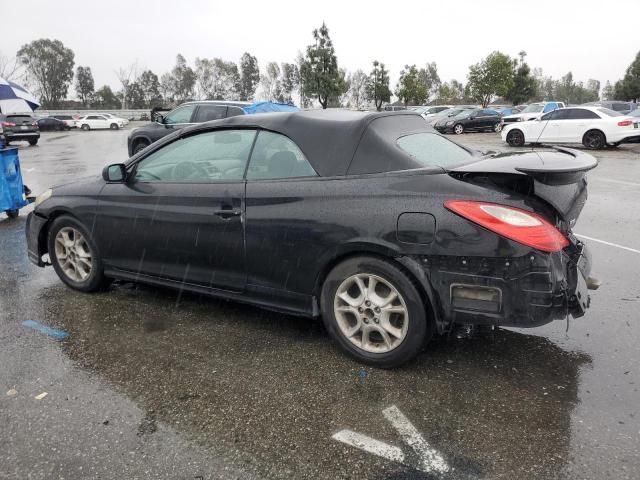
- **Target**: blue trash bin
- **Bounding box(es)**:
[0,147,29,218]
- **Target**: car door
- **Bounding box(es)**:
[243,130,321,310]
[467,110,482,130]
[192,104,228,123]
[94,128,256,290]
[557,108,600,143]
[535,109,568,142]
[160,104,198,133]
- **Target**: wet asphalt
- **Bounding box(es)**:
[1,125,639,480]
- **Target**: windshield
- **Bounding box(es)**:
[598,107,624,117]
[520,104,544,113]
[453,110,472,119]
[629,109,640,118]
[397,132,473,167]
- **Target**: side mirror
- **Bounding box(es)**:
[102,163,127,182]
[155,114,164,124]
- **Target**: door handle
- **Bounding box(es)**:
[214,208,241,218]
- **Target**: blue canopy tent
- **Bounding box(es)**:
[0,78,40,114]
[242,101,299,114]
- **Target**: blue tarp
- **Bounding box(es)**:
[0,148,28,212]
[242,101,299,114]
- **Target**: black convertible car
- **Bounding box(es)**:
[26,110,598,367]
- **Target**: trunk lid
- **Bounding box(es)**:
[447,147,598,227]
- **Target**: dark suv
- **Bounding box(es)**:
[434,108,502,134]
[0,113,40,146]
[127,100,249,156]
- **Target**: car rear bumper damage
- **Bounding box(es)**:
[405,239,598,332]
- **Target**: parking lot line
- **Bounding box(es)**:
[576,234,640,255]
[597,177,640,188]
[332,430,405,463]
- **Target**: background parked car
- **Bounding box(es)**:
[502,106,640,149]
[425,107,473,126]
[100,113,129,126]
[36,117,70,131]
[77,114,124,131]
[434,108,502,134]
[502,101,565,124]
[50,115,77,128]
[495,106,523,117]
[0,113,40,145]
[582,101,638,115]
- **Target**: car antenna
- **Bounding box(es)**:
[531,104,560,151]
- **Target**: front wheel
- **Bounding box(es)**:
[47,215,109,292]
[5,209,19,219]
[110,123,119,130]
[321,256,430,368]
[493,122,502,133]
[29,139,38,146]
[506,129,525,147]
[81,124,90,131]
[454,124,464,135]
[583,130,606,150]
[133,141,150,154]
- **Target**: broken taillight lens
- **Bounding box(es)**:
[445,200,569,252]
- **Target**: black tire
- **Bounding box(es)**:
[582,130,606,150]
[320,256,431,368]
[81,124,90,131]
[110,123,119,130]
[28,139,38,146]
[453,123,464,135]
[133,141,150,154]
[47,215,110,292]
[506,129,525,147]
[5,209,19,219]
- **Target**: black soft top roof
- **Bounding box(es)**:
[182,110,434,177]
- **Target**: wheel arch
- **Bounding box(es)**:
[313,247,439,334]
[39,209,86,255]
[582,128,607,146]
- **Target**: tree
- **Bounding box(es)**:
[602,80,614,100]
[17,39,75,108]
[124,82,146,108]
[418,62,441,100]
[347,69,368,110]
[505,62,537,105]
[279,62,299,104]
[613,51,640,101]
[171,54,196,102]
[194,58,239,100]
[75,66,94,106]
[261,62,281,101]
[435,80,465,104]
[137,70,162,107]
[239,52,260,101]
[365,60,391,111]
[295,52,311,108]
[465,51,515,107]
[92,85,121,109]
[159,72,174,103]
[395,65,428,106]
[115,61,138,110]
[0,52,23,81]
[299,22,347,109]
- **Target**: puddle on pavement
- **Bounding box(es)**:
[30,281,592,480]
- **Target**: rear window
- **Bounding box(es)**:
[397,132,473,167]
[598,108,624,117]
[7,115,34,123]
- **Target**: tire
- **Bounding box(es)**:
[81,124,90,131]
[582,130,606,150]
[5,209,19,219]
[493,122,502,133]
[28,139,38,146]
[110,123,119,130]
[506,129,525,147]
[133,141,150,155]
[453,124,464,135]
[47,215,109,292]
[320,256,431,368]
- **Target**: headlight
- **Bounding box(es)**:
[446,121,454,126]
[517,117,524,122]
[34,189,52,208]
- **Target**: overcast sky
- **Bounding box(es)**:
[3,0,639,97]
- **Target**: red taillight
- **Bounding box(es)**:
[445,200,569,253]
[1,122,16,127]
[618,119,633,127]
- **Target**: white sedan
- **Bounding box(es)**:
[502,106,640,149]
[77,114,125,131]
[100,113,129,126]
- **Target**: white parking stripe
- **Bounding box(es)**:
[332,430,405,463]
[383,406,449,474]
[576,234,640,255]
[597,177,640,187]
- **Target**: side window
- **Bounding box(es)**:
[87,116,99,120]
[612,103,629,112]
[542,110,562,120]
[133,129,257,183]
[227,106,245,118]
[568,109,599,120]
[543,103,557,113]
[193,105,227,123]
[247,131,317,180]
[164,104,196,124]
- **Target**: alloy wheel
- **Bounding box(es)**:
[454,124,464,135]
[333,273,409,353]
[54,227,93,282]
[584,131,604,149]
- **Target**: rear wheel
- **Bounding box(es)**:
[47,215,109,292]
[133,140,150,154]
[5,209,19,219]
[454,124,464,135]
[81,124,90,131]
[582,130,606,150]
[321,256,430,368]
[493,122,502,133]
[110,123,119,130]
[28,139,38,146]
[506,129,525,147]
